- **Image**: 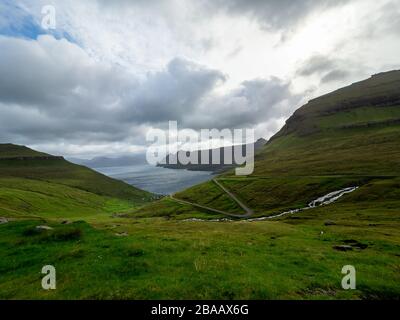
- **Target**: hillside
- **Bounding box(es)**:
[0,144,153,218]
[138,71,400,218]
[255,70,400,176]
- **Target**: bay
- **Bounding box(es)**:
[93,164,215,195]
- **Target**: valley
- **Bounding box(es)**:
[0,71,399,300]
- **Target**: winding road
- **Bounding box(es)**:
[170,178,359,221]
[170,194,249,218]
[170,179,253,218]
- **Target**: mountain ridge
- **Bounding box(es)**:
[0,143,53,159]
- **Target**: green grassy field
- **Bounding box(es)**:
[0,71,399,299]
[0,177,134,219]
[1,202,399,299]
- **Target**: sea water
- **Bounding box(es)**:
[93,164,215,195]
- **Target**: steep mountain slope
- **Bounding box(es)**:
[0,144,153,217]
[141,71,400,218]
[253,70,400,177]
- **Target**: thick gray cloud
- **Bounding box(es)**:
[296,54,364,84]
[0,36,132,111]
[93,0,351,33]
[1,35,290,151]
[203,0,351,31]
[121,58,226,123]
[0,36,225,145]
[297,55,336,77]
[0,35,137,144]
[185,77,299,129]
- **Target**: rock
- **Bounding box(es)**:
[355,243,368,250]
[61,220,71,225]
[115,232,128,237]
[36,225,53,231]
[324,220,336,226]
[0,217,8,224]
[343,239,368,250]
[333,245,353,252]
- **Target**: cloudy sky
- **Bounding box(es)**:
[1,0,399,158]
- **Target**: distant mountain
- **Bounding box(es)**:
[69,153,147,168]
[157,138,267,173]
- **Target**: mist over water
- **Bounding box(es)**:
[93,164,215,195]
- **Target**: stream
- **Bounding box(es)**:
[183,186,359,222]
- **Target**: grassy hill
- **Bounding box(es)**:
[254,70,400,176]
[0,144,153,218]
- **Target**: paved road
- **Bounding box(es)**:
[170,179,253,218]
[212,179,253,216]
